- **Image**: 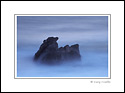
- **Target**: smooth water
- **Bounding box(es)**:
[17,16,108,77]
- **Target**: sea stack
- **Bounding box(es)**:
[34,37,81,64]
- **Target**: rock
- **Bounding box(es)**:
[34,37,81,64]
[34,37,58,60]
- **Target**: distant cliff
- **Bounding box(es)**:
[34,37,81,64]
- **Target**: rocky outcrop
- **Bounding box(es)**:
[34,37,81,64]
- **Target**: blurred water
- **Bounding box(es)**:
[17,16,108,77]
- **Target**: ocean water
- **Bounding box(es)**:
[17,16,108,77]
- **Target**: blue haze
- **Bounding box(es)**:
[17,16,108,77]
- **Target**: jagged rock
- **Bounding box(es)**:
[34,37,58,60]
[34,37,81,64]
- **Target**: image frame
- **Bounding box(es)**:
[14,14,111,79]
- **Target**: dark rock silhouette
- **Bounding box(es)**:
[34,37,81,64]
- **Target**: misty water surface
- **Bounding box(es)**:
[17,16,108,77]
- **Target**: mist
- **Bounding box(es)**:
[17,16,108,77]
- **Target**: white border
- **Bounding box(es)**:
[2,1,124,92]
[14,14,111,79]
